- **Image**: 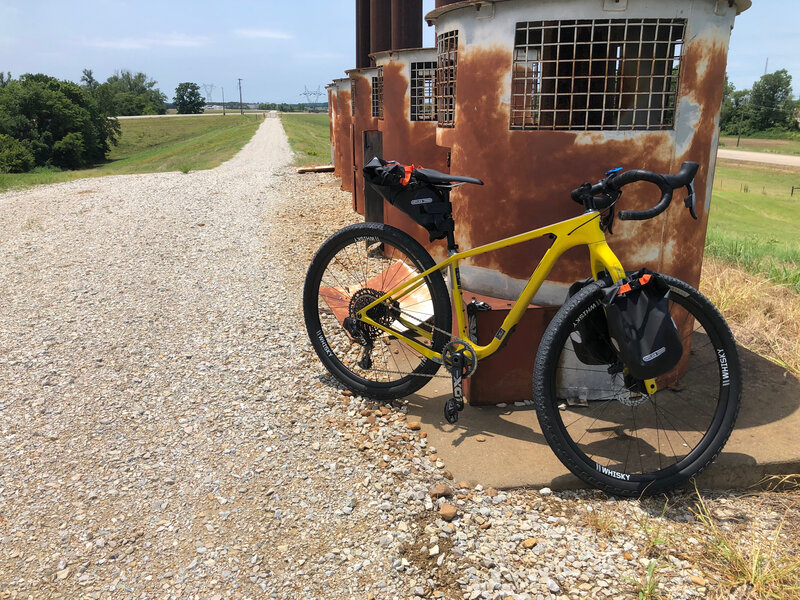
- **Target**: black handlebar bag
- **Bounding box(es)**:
[363,157,454,242]
[601,269,683,380]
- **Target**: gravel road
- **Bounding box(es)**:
[1,119,796,599]
[717,148,800,167]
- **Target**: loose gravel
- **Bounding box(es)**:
[1,118,798,600]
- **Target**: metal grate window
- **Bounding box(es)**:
[372,67,384,119]
[510,19,685,131]
[351,79,356,116]
[436,31,458,128]
[411,61,436,122]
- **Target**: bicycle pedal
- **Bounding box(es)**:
[444,397,461,424]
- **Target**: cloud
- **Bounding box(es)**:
[233,28,293,40]
[83,33,210,50]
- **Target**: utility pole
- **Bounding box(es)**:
[764,57,769,76]
[238,78,243,115]
[736,100,745,147]
[222,87,226,116]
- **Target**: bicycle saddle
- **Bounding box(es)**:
[414,168,483,186]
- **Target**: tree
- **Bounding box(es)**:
[0,73,119,172]
[748,69,795,131]
[0,72,11,88]
[87,70,166,116]
[174,82,204,114]
[0,133,34,172]
[80,69,99,91]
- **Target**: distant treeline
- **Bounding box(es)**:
[721,69,799,137]
[176,101,328,112]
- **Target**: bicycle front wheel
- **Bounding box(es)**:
[303,222,452,400]
[534,274,741,496]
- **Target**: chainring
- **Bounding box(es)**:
[442,338,478,377]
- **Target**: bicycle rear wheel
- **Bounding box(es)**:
[303,223,451,400]
[534,274,741,496]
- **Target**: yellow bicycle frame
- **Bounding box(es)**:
[356,210,627,363]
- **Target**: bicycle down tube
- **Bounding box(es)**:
[355,210,627,362]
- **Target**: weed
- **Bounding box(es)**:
[23,217,41,231]
[623,560,664,600]
[585,505,618,536]
[692,490,800,598]
[638,498,672,557]
[179,165,191,174]
[759,474,800,492]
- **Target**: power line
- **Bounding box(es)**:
[201,83,215,105]
[300,85,324,111]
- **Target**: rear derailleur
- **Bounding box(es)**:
[342,317,374,369]
[442,339,477,424]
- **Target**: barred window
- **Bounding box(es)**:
[436,31,458,128]
[510,19,685,131]
[372,67,384,119]
[351,79,356,116]
[411,61,436,122]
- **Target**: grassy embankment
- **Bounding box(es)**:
[704,159,800,374]
[279,113,331,166]
[707,160,800,292]
[718,134,800,156]
[0,114,262,192]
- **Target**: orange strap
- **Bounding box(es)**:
[617,273,652,296]
[401,164,413,186]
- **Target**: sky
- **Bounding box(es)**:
[0,1,797,103]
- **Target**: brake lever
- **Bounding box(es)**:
[684,182,697,220]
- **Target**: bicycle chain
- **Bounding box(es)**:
[338,291,459,380]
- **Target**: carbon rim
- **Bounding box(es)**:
[311,233,446,388]
[548,287,732,484]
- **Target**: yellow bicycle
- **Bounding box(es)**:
[303,160,741,496]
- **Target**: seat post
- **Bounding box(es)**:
[446,231,458,254]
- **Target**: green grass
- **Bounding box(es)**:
[718,134,800,156]
[0,115,262,192]
[708,160,800,292]
[280,113,331,166]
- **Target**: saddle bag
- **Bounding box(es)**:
[363,157,454,242]
[601,269,683,380]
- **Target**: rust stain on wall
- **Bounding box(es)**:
[662,37,730,289]
[327,88,334,169]
[447,44,713,286]
[333,88,354,193]
[379,60,451,254]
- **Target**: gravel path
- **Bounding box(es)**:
[1,119,797,599]
[717,148,800,167]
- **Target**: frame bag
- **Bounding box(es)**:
[363,157,454,242]
[601,269,683,380]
